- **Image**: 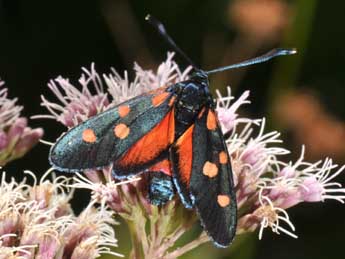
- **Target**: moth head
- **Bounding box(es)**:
[190,70,209,88]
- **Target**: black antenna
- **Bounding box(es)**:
[206,48,297,75]
[146,14,198,69]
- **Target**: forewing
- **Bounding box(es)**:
[49,87,175,172]
[113,107,175,177]
[190,109,237,247]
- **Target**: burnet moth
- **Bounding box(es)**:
[49,15,296,247]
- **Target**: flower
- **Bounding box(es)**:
[0,169,121,258]
[237,195,297,239]
[40,53,345,257]
[0,80,43,166]
[216,87,254,133]
[37,52,191,128]
[0,234,37,259]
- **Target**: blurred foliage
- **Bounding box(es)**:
[0,0,344,258]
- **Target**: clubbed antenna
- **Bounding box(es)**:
[206,48,297,75]
[145,14,199,69]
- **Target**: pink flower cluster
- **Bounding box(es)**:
[216,88,344,238]
[0,170,121,258]
[38,53,345,257]
[0,80,43,166]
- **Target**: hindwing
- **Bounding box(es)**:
[170,124,194,208]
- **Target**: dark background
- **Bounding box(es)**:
[0,0,344,258]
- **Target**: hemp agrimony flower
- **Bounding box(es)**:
[0,80,43,166]
[39,53,345,258]
[0,169,121,258]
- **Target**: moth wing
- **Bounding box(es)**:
[190,109,237,247]
[112,106,175,178]
[170,124,194,208]
[49,87,176,173]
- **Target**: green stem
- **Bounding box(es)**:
[164,232,209,259]
[128,221,144,259]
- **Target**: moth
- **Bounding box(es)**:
[49,15,296,247]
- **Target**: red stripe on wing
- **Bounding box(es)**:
[115,109,175,169]
[175,125,194,186]
[148,159,172,176]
